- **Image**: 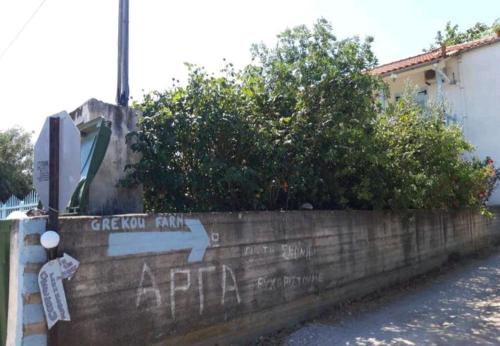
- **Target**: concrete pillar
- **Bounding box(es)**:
[70,99,143,215]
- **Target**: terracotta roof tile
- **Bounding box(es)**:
[372,35,500,75]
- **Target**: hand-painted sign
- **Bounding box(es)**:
[38,254,80,329]
[58,253,79,279]
[107,219,210,262]
[33,112,81,211]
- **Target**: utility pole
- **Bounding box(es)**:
[116,0,129,107]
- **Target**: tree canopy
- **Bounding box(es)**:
[124,19,496,214]
[0,127,33,201]
[425,20,497,51]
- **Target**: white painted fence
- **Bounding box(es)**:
[0,191,39,219]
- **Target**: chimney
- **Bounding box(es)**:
[440,44,447,58]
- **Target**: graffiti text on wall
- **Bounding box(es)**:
[136,262,241,318]
[90,215,211,263]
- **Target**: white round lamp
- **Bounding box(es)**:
[40,230,60,250]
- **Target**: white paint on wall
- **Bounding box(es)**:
[243,242,316,261]
[155,215,185,228]
[136,262,162,309]
[256,273,323,292]
[198,266,216,315]
[90,214,193,231]
[210,232,220,247]
[221,265,241,305]
[91,216,146,231]
[137,264,242,317]
[170,269,191,319]
[243,244,276,257]
[281,243,316,260]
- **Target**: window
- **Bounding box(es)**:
[415,90,428,109]
[394,89,428,108]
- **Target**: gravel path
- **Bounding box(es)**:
[285,252,500,346]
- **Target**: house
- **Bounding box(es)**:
[372,34,500,204]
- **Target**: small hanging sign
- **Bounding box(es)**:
[38,253,80,329]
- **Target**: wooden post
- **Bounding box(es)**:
[47,117,59,255]
[48,116,59,346]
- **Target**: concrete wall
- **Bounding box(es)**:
[7,210,500,345]
[15,209,495,345]
[70,98,143,215]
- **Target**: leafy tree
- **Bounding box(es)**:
[0,127,33,201]
[425,21,491,51]
[126,19,384,211]
[243,18,384,209]
[124,63,267,212]
[126,19,495,214]
[493,18,500,35]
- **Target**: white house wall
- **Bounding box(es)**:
[442,58,463,125]
[458,43,500,204]
[385,65,436,101]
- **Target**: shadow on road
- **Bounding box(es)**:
[285,251,500,346]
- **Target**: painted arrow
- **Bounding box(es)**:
[107,219,210,262]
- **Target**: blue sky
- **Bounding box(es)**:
[0,0,498,133]
[343,0,500,62]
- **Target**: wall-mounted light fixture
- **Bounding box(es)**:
[41,230,60,259]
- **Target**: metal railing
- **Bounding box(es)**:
[0,191,39,219]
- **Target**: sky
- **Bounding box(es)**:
[0,0,499,135]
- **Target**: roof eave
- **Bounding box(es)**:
[379,59,441,77]
[374,36,500,77]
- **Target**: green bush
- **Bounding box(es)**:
[124,19,496,213]
[242,19,383,210]
[367,88,495,211]
[123,64,267,212]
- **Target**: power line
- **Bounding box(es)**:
[0,0,48,61]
